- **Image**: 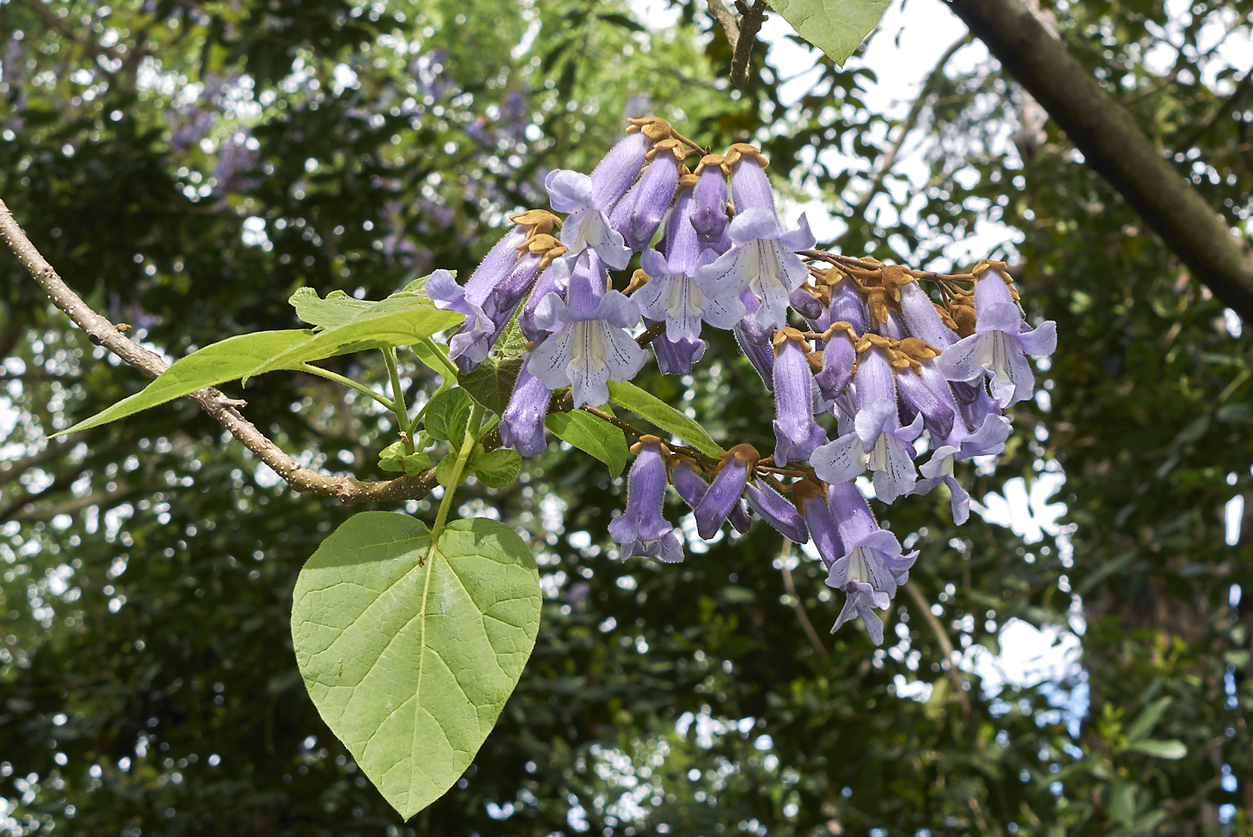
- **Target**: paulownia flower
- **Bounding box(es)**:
[609,436,684,563]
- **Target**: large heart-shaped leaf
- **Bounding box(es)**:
[769,0,892,67]
[57,329,313,435]
[291,513,540,820]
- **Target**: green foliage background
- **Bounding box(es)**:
[1,0,1251,834]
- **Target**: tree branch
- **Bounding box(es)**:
[946,0,1253,322]
[708,0,769,89]
[0,197,440,504]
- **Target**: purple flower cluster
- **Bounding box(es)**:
[429,119,1056,645]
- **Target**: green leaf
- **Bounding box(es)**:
[412,339,455,377]
[1125,739,1187,759]
[545,409,630,475]
[245,296,463,382]
[769,0,892,67]
[471,447,522,488]
[289,287,376,331]
[460,318,528,414]
[607,380,724,459]
[291,513,540,820]
[435,453,461,487]
[1124,696,1171,741]
[378,441,431,476]
[425,388,474,444]
[58,330,312,435]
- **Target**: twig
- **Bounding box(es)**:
[0,197,440,504]
[902,580,972,713]
[779,540,830,661]
[830,34,972,248]
[708,0,769,89]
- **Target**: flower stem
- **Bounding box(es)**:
[430,401,485,546]
[299,363,396,412]
[383,348,411,450]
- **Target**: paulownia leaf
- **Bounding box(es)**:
[57,329,312,435]
[289,287,376,331]
[607,380,724,459]
[425,388,475,444]
[545,410,629,475]
[769,0,892,67]
[246,296,463,381]
[291,513,540,820]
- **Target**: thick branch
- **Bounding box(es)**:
[947,0,1253,321]
[0,197,439,504]
[708,0,768,89]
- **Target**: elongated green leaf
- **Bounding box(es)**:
[58,329,313,436]
[425,388,474,444]
[546,409,629,475]
[291,513,540,820]
[1125,739,1187,759]
[607,380,724,459]
[246,296,463,381]
[1125,696,1172,741]
[770,0,892,67]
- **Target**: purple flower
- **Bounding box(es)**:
[609,436,684,563]
[744,478,808,544]
[824,482,917,645]
[690,155,731,255]
[544,117,675,270]
[647,320,707,376]
[814,322,858,402]
[733,292,776,391]
[935,265,1057,406]
[527,250,648,408]
[429,211,565,372]
[793,480,845,571]
[898,280,957,349]
[636,179,745,345]
[810,343,922,504]
[500,363,553,457]
[694,445,757,539]
[695,145,816,329]
[668,455,710,510]
[609,139,684,252]
[772,328,828,466]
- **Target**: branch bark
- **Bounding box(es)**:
[0,197,440,504]
[947,0,1253,322]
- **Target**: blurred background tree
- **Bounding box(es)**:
[1,0,1251,834]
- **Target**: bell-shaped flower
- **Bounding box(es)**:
[792,480,845,571]
[518,264,559,343]
[648,320,707,376]
[527,250,648,408]
[690,154,731,255]
[609,436,684,563]
[772,328,828,466]
[695,144,815,329]
[935,264,1057,406]
[824,482,917,645]
[428,211,566,373]
[733,292,776,391]
[744,477,808,544]
[813,321,858,403]
[810,342,922,504]
[608,139,685,252]
[499,363,552,457]
[668,455,710,510]
[636,178,744,345]
[898,280,957,349]
[694,445,757,539]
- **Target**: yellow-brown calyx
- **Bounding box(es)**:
[819,320,859,343]
[518,233,568,269]
[627,116,676,142]
[772,326,809,357]
[694,152,728,177]
[853,331,940,374]
[508,208,562,238]
[790,478,826,514]
[631,434,670,457]
[645,137,689,163]
[947,286,977,337]
[626,269,651,295]
[678,172,699,189]
[723,142,769,170]
[970,259,1020,301]
[717,443,761,475]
